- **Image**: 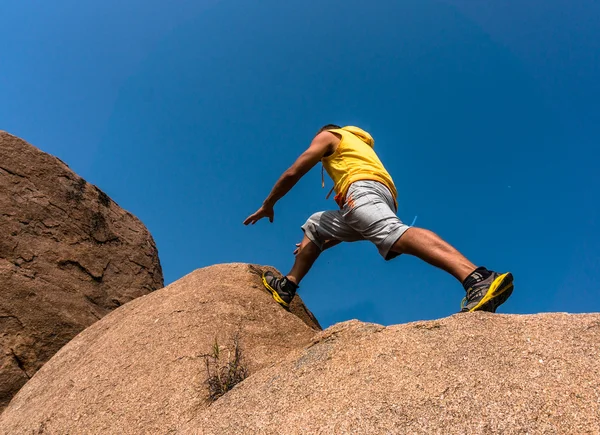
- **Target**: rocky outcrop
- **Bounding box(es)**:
[192,312,600,434]
[0,264,320,434]
[1,259,598,435]
[0,131,164,410]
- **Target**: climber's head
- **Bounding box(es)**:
[316,124,341,136]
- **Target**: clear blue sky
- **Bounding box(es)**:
[2,0,598,328]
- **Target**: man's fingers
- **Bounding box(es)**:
[244,213,263,225]
[243,214,257,225]
[244,207,273,225]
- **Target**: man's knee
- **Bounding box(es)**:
[296,238,321,257]
[301,213,325,251]
[322,239,341,251]
[389,226,415,255]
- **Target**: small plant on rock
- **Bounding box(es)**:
[201,334,248,402]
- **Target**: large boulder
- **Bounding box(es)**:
[0,263,320,434]
[0,131,164,410]
[2,261,599,435]
[190,312,600,434]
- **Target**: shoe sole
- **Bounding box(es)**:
[262,273,290,308]
[490,284,514,313]
[468,272,514,312]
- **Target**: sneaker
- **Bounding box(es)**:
[460,271,514,313]
[262,271,297,308]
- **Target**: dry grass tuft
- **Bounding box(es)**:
[201,334,248,402]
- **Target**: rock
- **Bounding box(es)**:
[0,263,320,434]
[190,312,600,434]
[248,264,321,331]
[2,255,598,434]
[0,131,164,411]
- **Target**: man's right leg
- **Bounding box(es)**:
[340,180,513,313]
[390,227,476,282]
[390,228,513,312]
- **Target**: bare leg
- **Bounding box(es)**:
[286,234,324,285]
[390,227,475,282]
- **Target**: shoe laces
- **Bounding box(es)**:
[461,286,478,309]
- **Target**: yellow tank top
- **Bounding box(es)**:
[322,126,397,207]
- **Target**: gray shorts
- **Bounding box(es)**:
[301,180,411,260]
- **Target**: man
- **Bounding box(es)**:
[244,125,514,313]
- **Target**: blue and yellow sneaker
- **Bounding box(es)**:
[262,271,298,309]
[460,268,514,313]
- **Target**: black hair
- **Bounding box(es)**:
[317,124,341,134]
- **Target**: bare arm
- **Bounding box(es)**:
[262,133,332,207]
[244,131,337,225]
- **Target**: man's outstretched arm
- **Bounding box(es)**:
[244,132,335,225]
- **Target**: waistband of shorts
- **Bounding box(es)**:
[335,180,397,209]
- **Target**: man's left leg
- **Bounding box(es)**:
[287,234,324,284]
[262,235,321,308]
[262,210,361,308]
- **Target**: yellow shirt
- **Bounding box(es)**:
[322,126,397,207]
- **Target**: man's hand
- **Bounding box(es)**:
[244,130,340,228]
[243,204,274,225]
